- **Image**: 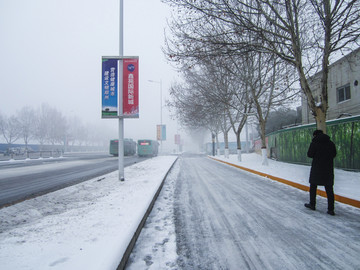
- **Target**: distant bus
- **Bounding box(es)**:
[137,140,159,157]
[109,139,136,156]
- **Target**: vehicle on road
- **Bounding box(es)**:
[109,139,136,156]
[137,140,159,157]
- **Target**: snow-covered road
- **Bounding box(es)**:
[1,153,359,269]
[154,154,360,269]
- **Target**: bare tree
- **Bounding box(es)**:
[194,57,253,159]
[66,116,85,147]
[175,49,297,163]
[1,104,115,153]
[17,106,36,151]
[266,107,301,134]
[0,113,21,149]
[0,112,4,142]
[167,78,225,153]
[164,0,360,132]
[164,0,300,162]
[46,107,66,146]
[34,104,52,149]
[239,51,298,164]
[225,56,255,160]
[171,55,250,156]
[168,81,216,128]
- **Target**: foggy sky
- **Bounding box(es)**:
[0,0,183,151]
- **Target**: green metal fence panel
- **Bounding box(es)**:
[267,116,360,171]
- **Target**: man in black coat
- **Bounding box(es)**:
[304,129,337,215]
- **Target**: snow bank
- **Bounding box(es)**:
[212,153,360,201]
[0,156,178,270]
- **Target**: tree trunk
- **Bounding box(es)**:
[224,131,229,158]
[259,119,268,165]
[314,108,327,134]
[259,119,266,149]
[290,6,330,134]
[236,130,242,161]
[261,148,268,166]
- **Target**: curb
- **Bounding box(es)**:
[209,156,360,209]
[117,157,178,270]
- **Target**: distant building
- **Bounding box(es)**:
[302,47,360,124]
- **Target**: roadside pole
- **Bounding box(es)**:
[118,0,124,181]
[102,1,138,181]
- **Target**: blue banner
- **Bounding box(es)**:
[157,125,166,141]
[102,59,118,118]
[161,125,166,140]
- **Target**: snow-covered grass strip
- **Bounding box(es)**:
[0,155,178,270]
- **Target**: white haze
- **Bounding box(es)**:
[0,0,188,152]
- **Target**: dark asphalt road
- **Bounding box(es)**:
[0,153,146,208]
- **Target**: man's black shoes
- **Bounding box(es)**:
[304,203,335,215]
[304,203,316,210]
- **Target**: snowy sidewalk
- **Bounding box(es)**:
[210,153,360,205]
[0,156,178,270]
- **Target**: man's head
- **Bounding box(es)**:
[313,130,323,137]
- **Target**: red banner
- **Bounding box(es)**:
[157,125,161,140]
[175,134,181,145]
[123,58,139,118]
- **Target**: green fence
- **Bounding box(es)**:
[267,116,360,171]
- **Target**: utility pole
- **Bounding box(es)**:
[118,0,124,181]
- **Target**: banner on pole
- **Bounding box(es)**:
[157,125,161,140]
[175,134,181,145]
[101,59,118,118]
[162,125,166,140]
[122,58,139,118]
[101,56,139,119]
[157,125,166,140]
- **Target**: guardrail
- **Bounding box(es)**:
[0,151,63,161]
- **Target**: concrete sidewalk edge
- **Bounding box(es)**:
[209,156,360,209]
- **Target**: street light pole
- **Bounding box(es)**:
[148,79,163,153]
[118,0,125,181]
